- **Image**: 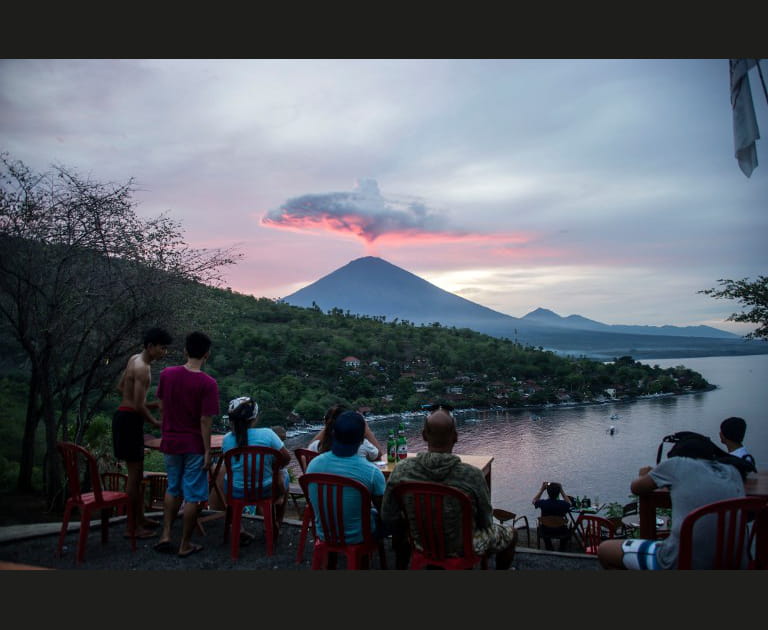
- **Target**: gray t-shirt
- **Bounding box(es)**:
[650,456,745,569]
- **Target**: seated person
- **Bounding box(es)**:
[307,404,383,461]
[719,416,757,471]
[381,408,517,570]
[597,432,752,570]
[532,481,572,551]
[305,411,387,561]
[213,396,291,540]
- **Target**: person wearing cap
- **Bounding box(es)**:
[719,416,757,470]
[597,432,749,570]
[381,408,517,570]
[215,396,291,543]
[304,410,387,551]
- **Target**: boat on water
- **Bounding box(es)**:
[530,414,542,421]
[610,413,620,420]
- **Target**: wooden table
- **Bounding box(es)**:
[637,470,768,539]
[143,433,228,522]
[622,513,669,537]
[380,452,494,490]
[143,433,225,451]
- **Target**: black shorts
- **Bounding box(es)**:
[112,409,145,462]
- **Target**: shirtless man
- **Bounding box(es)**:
[113,327,173,539]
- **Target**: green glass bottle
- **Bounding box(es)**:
[396,423,407,460]
[387,429,397,463]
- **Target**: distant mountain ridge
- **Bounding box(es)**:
[520,307,737,339]
[282,256,766,360]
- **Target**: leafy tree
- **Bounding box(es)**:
[0,154,239,504]
[700,276,768,340]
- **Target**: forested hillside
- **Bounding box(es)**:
[199,286,710,424]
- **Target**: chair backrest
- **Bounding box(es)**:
[57,442,105,503]
[391,480,478,565]
[100,471,128,493]
[677,496,768,569]
[576,513,616,554]
[223,446,282,502]
[294,448,319,474]
[299,473,373,545]
[539,514,568,528]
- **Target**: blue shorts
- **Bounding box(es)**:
[163,453,209,503]
[621,539,662,570]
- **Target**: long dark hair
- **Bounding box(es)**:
[319,404,346,453]
[229,399,257,450]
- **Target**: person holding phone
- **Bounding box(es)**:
[532,481,572,551]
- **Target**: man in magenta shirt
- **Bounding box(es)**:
[154,331,220,558]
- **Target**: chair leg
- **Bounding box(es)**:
[57,503,74,557]
[231,505,242,560]
[223,506,231,544]
[296,506,313,563]
[77,509,92,563]
[101,508,111,544]
[262,503,275,556]
[311,546,326,569]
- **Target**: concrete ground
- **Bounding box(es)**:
[0,504,600,571]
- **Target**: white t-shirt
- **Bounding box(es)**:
[307,438,380,461]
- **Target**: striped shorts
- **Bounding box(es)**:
[621,539,661,570]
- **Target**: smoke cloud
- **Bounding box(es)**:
[261,178,450,242]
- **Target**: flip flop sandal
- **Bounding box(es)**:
[178,543,203,558]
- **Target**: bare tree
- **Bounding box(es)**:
[0,154,240,507]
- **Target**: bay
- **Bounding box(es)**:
[285,353,768,525]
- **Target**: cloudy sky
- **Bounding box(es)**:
[2,59,766,333]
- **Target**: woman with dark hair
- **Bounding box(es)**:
[598,432,750,570]
[213,397,292,543]
[307,404,384,461]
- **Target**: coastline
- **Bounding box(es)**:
[354,385,718,426]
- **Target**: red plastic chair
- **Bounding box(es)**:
[392,480,489,570]
[299,472,386,570]
[575,513,617,555]
[56,442,136,563]
[677,496,768,569]
[222,445,283,559]
[294,448,320,563]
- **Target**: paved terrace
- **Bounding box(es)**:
[0,505,600,571]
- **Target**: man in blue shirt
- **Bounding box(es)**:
[305,411,386,548]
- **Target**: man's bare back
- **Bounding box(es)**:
[113,328,172,539]
[118,352,160,428]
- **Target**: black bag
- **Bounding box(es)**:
[655,431,708,464]
[656,431,757,476]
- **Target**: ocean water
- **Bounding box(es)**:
[285,354,768,524]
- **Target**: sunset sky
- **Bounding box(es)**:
[2,59,766,333]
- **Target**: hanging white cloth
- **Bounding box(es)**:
[729,59,760,178]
